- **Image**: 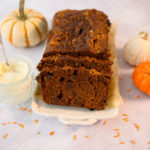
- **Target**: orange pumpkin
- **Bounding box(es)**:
[133,61,150,95]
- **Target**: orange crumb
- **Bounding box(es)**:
[85,135,89,138]
[13,122,17,124]
[123,118,129,122]
[19,106,27,111]
[28,109,32,112]
[114,132,120,138]
[122,114,128,116]
[136,95,140,99]
[103,120,107,125]
[127,89,131,92]
[37,131,40,135]
[34,120,38,124]
[2,123,6,126]
[120,141,125,144]
[134,123,140,131]
[114,135,120,138]
[119,77,123,81]
[3,133,8,139]
[131,140,136,144]
[114,128,119,131]
[123,99,126,102]
[19,123,24,128]
[148,141,150,144]
[74,134,77,141]
[49,131,55,136]
[7,122,11,124]
[66,124,71,127]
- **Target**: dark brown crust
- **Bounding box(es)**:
[43,50,111,60]
[36,67,111,110]
[37,54,113,74]
[44,9,110,57]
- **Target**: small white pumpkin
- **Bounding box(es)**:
[0,0,48,47]
[123,32,150,65]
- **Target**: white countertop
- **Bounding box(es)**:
[0,0,150,150]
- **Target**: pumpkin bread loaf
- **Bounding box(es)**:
[36,9,113,110]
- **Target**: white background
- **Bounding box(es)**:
[0,0,150,150]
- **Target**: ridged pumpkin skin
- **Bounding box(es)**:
[0,8,48,47]
[133,61,150,95]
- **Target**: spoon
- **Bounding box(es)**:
[0,32,9,67]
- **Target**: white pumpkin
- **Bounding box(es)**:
[123,32,150,66]
[0,0,48,47]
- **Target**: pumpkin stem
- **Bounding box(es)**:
[19,0,26,20]
[139,31,149,40]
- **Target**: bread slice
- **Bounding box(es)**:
[36,67,111,110]
[37,54,112,73]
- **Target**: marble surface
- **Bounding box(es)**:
[0,0,150,150]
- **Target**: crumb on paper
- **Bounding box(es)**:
[19,106,27,111]
[127,89,131,92]
[103,120,107,125]
[37,131,40,135]
[49,131,55,136]
[136,95,140,99]
[123,118,129,122]
[120,141,125,144]
[114,132,120,138]
[122,114,128,116]
[148,141,150,144]
[7,122,11,124]
[3,133,8,139]
[2,123,6,126]
[119,77,123,81]
[134,123,140,131]
[66,124,71,127]
[28,109,32,112]
[34,120,38,124]
[13,122,17,124]
[114,128,119,131]
[131,140,136,144]
[73,134,77,141]
[123,99,126,102]
[19,123,24,128]
[85,135,89,139]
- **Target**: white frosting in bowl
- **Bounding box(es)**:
[0,60,28,84]
[0,56,34,105]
